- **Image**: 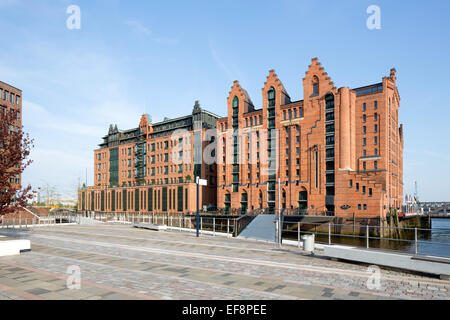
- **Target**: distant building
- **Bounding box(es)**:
[0,81,22,188]
[78,102,220,214]
[216,58,404,218]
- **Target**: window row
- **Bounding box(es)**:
[349,180,374,197]
[282,107,303,121]
[362,101,378,111]
[244,115,263,128]
[0,88,20,105]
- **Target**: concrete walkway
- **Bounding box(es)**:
[0,224,448,300]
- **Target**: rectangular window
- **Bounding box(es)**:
[374,101,378,110]
[363,126,367,134]
[374,137,378,145]
[349,180,353,188]
[374,124,378,133]
[369,188,373,197]
[356,183,360,192]
[363,103,366,112]
[374,161,378,170]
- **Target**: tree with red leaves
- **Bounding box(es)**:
[0,109,35,217]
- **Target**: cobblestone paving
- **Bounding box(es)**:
[0,224,449,300]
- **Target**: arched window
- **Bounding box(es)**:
[224,192,231,214]
[241,191,248,215]
[232,96,239,116]
[299,189,308,211]
[312,76,319,97]
[268,87,276,107]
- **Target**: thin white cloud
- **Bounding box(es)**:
[125,20,151,35]
[154,37,178,45]
[23,100,105,137]
[209,39,236,81]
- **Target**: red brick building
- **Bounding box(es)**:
[78,101,220,214]
[0,81,22,188]
[216,58,403,218]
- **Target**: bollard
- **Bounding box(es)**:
[227,219,230,235]
[200,217,203,234]
[298,223,301,248]
[366,225,369,249]
[328,223,331,245]
[213,218,216,236]
[415,228,418,255]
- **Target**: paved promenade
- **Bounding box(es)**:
[0,224,448,300]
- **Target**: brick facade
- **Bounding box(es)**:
[216,58,403,218]
[79,102,219,214]
[0,81,22,188]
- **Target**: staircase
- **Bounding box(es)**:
[237,214,277,242]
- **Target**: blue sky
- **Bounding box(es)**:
[0,0,449,201]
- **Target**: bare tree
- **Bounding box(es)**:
[0,110,35,216]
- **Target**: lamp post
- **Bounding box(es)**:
[196,176,207,237]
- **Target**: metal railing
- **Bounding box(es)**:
[79,211,240,237]
[0,212,79,230]
[282,220,450,258]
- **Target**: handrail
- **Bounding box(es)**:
[20,206,41,220]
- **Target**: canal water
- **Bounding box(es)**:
[417,218,450,258]
[288,218,450,258]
